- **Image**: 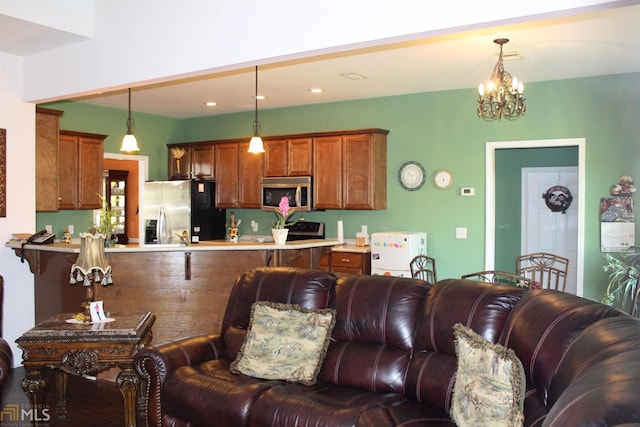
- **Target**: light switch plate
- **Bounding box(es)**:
[456,227,467,239]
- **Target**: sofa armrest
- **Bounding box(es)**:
[134,333,223,427]
[0,337,12,388]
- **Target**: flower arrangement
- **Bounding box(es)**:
[273,196,298,229]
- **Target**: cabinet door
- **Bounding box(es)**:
[287,138,312,176]
[35,108,62,211]
[239,142,264,208]
[343,133,387,210]
[264,139,287,177]
[57,134,79,210]
[77,136,104,209]
[215,143,239,208]
[191,144,215,178]
[313,136,343,209]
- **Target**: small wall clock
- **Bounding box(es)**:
[398,161,426,191]
[434,169,453,189]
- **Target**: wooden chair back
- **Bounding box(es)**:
[410,255,437,283]
[516,252,569,292]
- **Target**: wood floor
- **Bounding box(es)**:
[2,367,147,427]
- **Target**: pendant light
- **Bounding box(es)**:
[120,88,140,152]
[247,66,265,153]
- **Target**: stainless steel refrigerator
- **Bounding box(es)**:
[143,179,226,244]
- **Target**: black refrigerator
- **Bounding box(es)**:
[190,179,227,242]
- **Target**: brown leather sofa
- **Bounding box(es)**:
[135,267,640,426]
[0,275,13,390]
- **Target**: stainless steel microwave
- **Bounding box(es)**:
[260,176,312,212]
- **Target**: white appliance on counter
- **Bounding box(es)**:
[371,231,427,277]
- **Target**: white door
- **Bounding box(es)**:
[522,166,578,294]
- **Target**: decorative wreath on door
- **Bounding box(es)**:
[542,185,573,214]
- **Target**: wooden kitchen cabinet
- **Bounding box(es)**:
[168,143,216,179]
[313,129,388,210]
[239,142,264,208]
[58,130,105,210]
[35,107,64,211]
[264,137,312,176]
[313,135,343,209]
[327,247,372,278]
[215,142,240,208]
[192,143,216,178]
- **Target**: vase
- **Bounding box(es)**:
[272,228,289,245]
[228,227,241,243]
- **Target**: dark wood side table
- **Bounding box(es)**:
[16,312,155,427]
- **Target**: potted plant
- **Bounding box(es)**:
[602,246,640,314]
[96,194,117,246]
[272,196,297,245]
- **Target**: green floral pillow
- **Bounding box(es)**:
[230,301,336,386]
[450,323,525,427]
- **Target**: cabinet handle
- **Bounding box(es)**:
[340,258,351,263]
[184,252,191,280]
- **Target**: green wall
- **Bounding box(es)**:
[494,147,578,272]
[39,72,640,302]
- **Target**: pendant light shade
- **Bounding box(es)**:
[247,66,265,154]
[120,88,140,152]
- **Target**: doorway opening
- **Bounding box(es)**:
[103,153,149,243]
[485,138,585,296]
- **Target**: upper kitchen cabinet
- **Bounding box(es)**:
[58,130,106,210]
[264,137,312,177]
[239,142,265,208]
[313,129,388,210]
[35,107,64,211]
[168,143,216,180]
[214,142,240,208]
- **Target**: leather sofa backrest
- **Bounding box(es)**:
[221,267,337,360]
[499,289,624,407]
[541,316,640,426]
[406,279,527,413]
[318,275,430,394]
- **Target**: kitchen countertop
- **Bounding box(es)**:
[5,238,341,253]
[331,244,371,253]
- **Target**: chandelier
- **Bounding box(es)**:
[477,38,526,121]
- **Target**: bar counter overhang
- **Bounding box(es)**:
[7,239,337,344]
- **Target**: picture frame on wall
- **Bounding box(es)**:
[0,128,5,217]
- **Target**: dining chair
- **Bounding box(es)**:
[409,255,437,283]
[461,270,534,289]
[516,252,569,292]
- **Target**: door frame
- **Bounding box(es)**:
[485,138,585,296]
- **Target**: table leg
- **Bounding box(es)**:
[117,367,141,427]
[55,370,69,418]
[21,367,48,420]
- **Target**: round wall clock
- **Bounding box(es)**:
[398,161,426,191]
[434,169,453,189]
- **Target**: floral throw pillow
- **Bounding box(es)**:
[230,301,336,386]
[450,323,525,427]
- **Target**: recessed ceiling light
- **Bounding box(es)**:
[309,88,323,93]
[339,72,368,80]
[255,95,266,100]
[205,101,217,107]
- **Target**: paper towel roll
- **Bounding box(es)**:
[337,220,344,243]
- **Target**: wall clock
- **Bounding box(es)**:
[434,169,453,189]
[398,161,426,191]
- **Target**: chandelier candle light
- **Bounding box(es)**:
[477,38,526,120]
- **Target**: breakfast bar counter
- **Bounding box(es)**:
[7,239,338,344]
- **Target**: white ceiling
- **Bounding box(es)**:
[2,3,640,119]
